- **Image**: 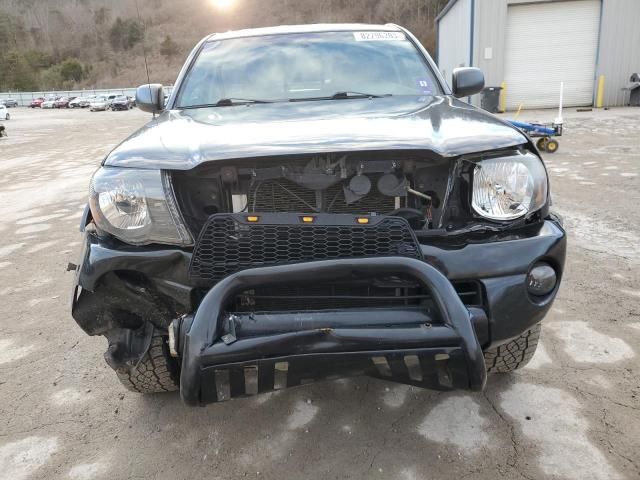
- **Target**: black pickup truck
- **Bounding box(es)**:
[71,24,565,406]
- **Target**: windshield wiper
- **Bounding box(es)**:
[330,91,390,99]
[290,91,391,102]
[181,98,273,109]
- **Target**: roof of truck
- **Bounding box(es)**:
[205,23,403,42]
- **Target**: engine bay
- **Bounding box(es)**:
[172,152,451,234]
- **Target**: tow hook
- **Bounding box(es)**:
[168,315,192,358]
[168,319,179,357]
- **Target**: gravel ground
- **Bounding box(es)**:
[0,106,638,480]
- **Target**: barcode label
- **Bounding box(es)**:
[353,31,406,42]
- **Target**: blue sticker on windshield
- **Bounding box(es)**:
[416,78,432,95]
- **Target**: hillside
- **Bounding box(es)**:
[0,0,447,91]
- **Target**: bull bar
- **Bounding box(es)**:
[176,257,487,406]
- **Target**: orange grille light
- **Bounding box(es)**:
[247,215,259,222]
[301,216,315,223]
[357,217,369,224]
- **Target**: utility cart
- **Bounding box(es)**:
[508,120,562,153]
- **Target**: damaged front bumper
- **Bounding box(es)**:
[174,257,487,406]
[71,218,566,405]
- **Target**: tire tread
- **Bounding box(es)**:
[484,324,541,373]
[115,334,179,393]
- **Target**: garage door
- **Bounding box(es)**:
[504,0,600,110]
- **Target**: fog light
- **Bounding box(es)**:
[527,263,557,296]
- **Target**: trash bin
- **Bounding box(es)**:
[481,87,502,113]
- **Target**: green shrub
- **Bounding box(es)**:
[60,59,85,82]
[160,35,179,58]
[109,17,144,51]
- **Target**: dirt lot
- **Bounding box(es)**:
[0,106,639,480]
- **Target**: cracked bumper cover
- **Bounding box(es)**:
[71,219,566,405]
[177,257,488,406]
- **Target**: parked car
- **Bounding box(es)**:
[110,95,134,111]
[1,99,18,107]
[71,24,566,406]
[41,98,57,109]
[69,96,93,108]
[0,104,9,120]
[54,97,71,108]
[89,96,110,112]
[30,98,45,108]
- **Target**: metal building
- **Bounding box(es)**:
[436,0,640,109]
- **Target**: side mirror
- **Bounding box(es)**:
[451,67,485,98]
[136,84,164,113]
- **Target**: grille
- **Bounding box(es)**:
[189,214,422,285]
[231,280,482,312]
[233,281,427,311]
[248,176,395,215]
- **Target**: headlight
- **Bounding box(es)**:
[471,152,548,221]
[89,167,193,246]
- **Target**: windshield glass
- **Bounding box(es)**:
[176,31,440,107]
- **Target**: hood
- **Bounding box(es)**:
[105,95,526,170]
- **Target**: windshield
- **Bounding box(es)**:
[176,31,441,108]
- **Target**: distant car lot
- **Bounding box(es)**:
[5,94,137,111]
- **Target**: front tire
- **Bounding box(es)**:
[115,334,179,393]
[484,323,541,373]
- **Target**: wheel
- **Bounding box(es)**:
[115,333,179,393]
[545,139,559,153]
[484,323,541,373]
[536,138,548,151]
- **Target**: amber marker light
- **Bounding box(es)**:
[246,215,259,222]
[356,217,370,224]
[301,216,315,223]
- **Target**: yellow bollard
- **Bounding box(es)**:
[596,75,605,108]
[499,81,507,112]
[514,103,524,120]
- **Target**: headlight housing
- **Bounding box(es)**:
[89,167,193,246]
[471,151,548,221]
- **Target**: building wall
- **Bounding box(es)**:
[596,0,640,106]
[439,0,639,107]
[436,0,471,88]
[471,0,509,92]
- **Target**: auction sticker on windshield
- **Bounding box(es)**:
[353,31,406,41]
